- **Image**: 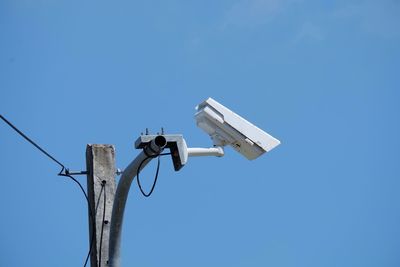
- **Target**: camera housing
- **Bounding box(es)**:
[195,97,280,160]
[135,134,188,171]
[134,98,280,172]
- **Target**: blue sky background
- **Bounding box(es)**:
[1,0,400,266]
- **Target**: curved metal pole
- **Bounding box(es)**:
[108,137,166,267]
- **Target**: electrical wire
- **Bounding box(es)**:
[98,181,107,267]
[0,114,96,267]
[136,152,171,197]
[2,114,173,263]
[0,115,65,170]
[61,172,95,267]
[89,182,106,267]
[136,156,160,197]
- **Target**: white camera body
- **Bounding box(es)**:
[195,97,280,160]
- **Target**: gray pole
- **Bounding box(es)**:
[108,136,166,267]
[86,144,117,267]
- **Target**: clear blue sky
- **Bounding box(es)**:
[1,0,400,266]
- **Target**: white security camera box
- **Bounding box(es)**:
[195,98,280,160]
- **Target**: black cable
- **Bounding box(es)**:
[94,184,105,215]
[59,173,90,209]
[60,173,95,267]
[83,182,106,267]
[85,182,105,267]
[136,152,171,197]
[0,114,65,170]
[98,181,107,267]
[0,114,96,267]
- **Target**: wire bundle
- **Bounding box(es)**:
[1,114,170,266]
[1,115,102,267]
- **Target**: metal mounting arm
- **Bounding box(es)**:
[108,134,225,267]
[108,136,167,267]
[187,146,224,157]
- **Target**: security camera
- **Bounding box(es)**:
[195,97,280,160]
[109,98,281,267]
[135,98,280,172]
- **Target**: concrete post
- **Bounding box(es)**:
[86,144,117,267]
